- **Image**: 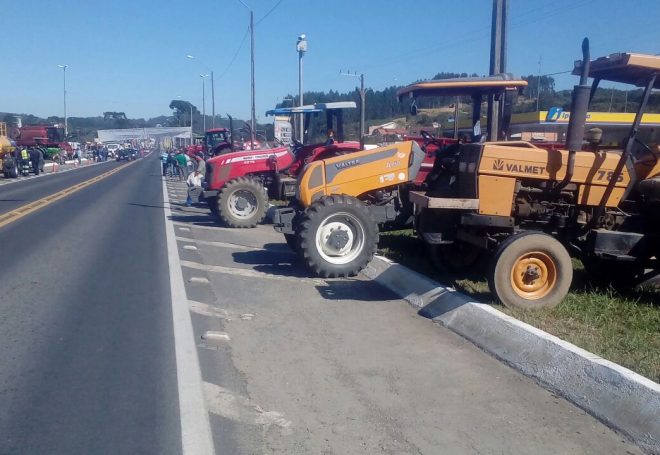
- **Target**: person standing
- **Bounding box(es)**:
[195,154,206,180]
[185,169,203,206]
[160,150,168,176]
[29,147,43,175]
[175,149,188,181]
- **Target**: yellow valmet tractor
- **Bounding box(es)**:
[274,39,660,310]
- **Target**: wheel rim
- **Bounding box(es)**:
[510,251,557,300]
[227,189,258,219]
[315,212,365,265]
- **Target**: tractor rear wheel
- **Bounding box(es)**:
[217,177,268,228]
[9,163,18,178]
[488,232,572,310]
[297,195,378,278]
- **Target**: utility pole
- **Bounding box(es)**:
[201,74,209,133]
[210,71,215,128]
[249,10,256,149]
[237,1,256,149]
[297,34,308,143]
[58,65,68,138]
[189,102,194,146]
[187,55,216,128]
[340,70,366,148]
[487,0,508,141]
[536,56,542,112]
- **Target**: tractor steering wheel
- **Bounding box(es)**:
[420,130,438,145]
[634,137,658,166]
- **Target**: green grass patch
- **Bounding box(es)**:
[377,230,660,383]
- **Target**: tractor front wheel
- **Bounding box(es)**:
[217,177,268,228]
[488,232,572,310]
[298,195,378,278]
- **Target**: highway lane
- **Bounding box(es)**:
[0,160,124,216]
[0,155,181,454]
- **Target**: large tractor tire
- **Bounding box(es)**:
[297,195,379,278]
[488,232,572,310]
[217,177,268,228]
[8,163,18,178]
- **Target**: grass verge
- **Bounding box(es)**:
[378,229,660,383]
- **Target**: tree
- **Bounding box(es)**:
[103,111,129,128]
[169,100,199,127]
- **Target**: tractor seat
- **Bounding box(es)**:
[638,176,660,200]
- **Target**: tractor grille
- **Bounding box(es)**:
[204,163,214,189]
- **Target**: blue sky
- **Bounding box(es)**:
[3,0,659,121]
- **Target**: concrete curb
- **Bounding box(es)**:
[363,255,660,454]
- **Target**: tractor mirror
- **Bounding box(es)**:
[410,100,418,116]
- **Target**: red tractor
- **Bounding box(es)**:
[202,102,360,227]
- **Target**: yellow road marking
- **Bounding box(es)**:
[0,160,137,229]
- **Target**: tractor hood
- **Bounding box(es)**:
[207,146,290,167]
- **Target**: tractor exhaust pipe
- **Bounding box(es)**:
[227,114,235,151]
[557,38,591,190]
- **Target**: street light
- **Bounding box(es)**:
[237,0,256,149]
[187,54,216,128]
[200,74,209,133]
[296,34,307,143]
[57,64,68,138]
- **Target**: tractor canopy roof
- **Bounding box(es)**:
[396,73,527,101]
[265,101,356,117]
[572,52,660,88]
[266,105,322,116]
[206,128,229,133]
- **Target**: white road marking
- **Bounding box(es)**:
[171,221,282,240]
[189,276,210,284]
[178,227,191,232]
[161,172,215,455]
[202,331,231,342]
[188,300,230,319]
[203,382,293,433]
[183,245,198,251]
[180,259,323,284]
[240,313,255,320]
[175,236,261,251]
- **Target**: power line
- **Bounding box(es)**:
[217,28,249,80]
[256,0,284,25]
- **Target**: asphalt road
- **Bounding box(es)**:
[0,155,181,454]
[0,160,121,215]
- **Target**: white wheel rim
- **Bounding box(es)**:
[315,212,365,265]
[228,189,258,219]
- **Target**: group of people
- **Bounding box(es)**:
[161,148,206,207]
